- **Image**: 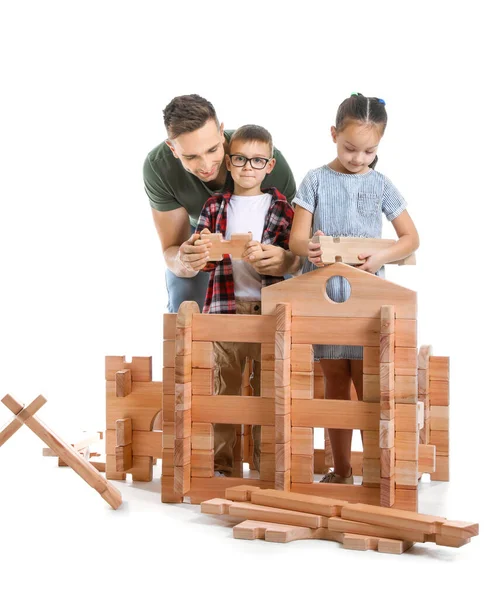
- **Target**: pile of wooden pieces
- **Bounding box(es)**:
[42,430,105,470]
[201,485,478,554]
[0,394,122,510]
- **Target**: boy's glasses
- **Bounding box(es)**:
[229,154,271,170]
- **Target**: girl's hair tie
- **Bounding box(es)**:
[351,92,362,97]
[377,98,386,105]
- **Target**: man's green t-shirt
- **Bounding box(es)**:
[143,130,296,227]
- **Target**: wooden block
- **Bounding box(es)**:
[275,332,291,360]
[395,460,418,487]
[130,456,153,482]
[261,370,275,398]
[395,431,418,461]
[250,489,345,518]
[430,379,449,406]
[291,427,313,455]
[393,487,418,512]
[175,409,191,439]
[174,437,191,466]
[163,340,176,368]
[292,398,379,430]
[225,485,261,501]
[430,455,449,481]
[276,303,292,332]
[378,538,413,554]
[192,368,214,395]
[193,314,275,343]
[116,369,132,397]
[201,498,233,514]
[418,345,433,369]
[430,430,449,455]
[229,501,326,529]
[291,344,314,372]
[260,425,275,453]
[106,454,127,480]
[174,463,191,495]
[162,422,175,449]
[366,346,416,376]
[380,394,395,421]
[176,300,200,329]
[201,232,252,260]
[276,443,291,471]
[380,332,395,364]
[115,445,132,472]
[395,404,418,432]
[291,454,314,483]
[434,535,470,548]
[380,363,394,394]
[163,314,177,340]
[430,406,449,431]
[417,401,424,429]
[275,414,291,443]
[162,367,175,395]
[362,458,380,486]
[362,430,380,459]
[381,305,395,334]
[116,418,132,446]
[191,449,214,476]
[438,520,479,540]
[395,375,417,404]
[380,477,395,507]
[161,474,183,503]
[192,341,214,369]
[275,359,290,387]
[429,356,449,380]
[163,395,175,423]
[418,444,436,473]
[261,344,275,370]
[275,470,291,491]
[380,447,395,478]
[175,327,192,356]
[175,382,192,411]
[363,374,380,402]
[327,515,422,543]
[341,503,445,535]
[379,420,394,449]
[314,376,324,398]
[105,356,152,382]
[193,395,274,425]
[291,371,313,399]
[418,368,429,395]
[275,385,291,415]
[260,453,275,481]
[175,353,192,385]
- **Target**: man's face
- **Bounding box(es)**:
[225,139,275,193]
[166,119,225,182]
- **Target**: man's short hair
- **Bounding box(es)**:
[163,94,219,139]
[229,124,273,157]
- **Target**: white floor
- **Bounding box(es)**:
[0,430,489,600]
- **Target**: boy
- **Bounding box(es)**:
[190,124,298,475]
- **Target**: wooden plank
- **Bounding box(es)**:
[2,394,122,509]
[249,488,346,517]
[187,478,275,504]
[291,482,380,505]
[0,395,47,447]
[193,314,275,343]
[340,503,446,534]
[200,232,252,260]
[228,501,327,529]
[327,516,422,543]
[192,395,274,425]
[261,262,417,319]
[106,380,161,431]
[105,356,152,382]
[292,399,379,429]
[316,236,415,267]
[291,317,416,347]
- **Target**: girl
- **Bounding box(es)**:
[289,93,420,484]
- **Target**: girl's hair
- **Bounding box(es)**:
[335,93,387,169]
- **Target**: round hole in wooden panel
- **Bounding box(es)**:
[325,276,351,303]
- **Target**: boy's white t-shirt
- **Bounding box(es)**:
[225,193,272,300]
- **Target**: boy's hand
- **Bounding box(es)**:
[357,252,384,274]
[308,230,325,266]
[242,239,263,262]
[248,243,287,275]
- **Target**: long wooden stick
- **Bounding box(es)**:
[1,394,122,510]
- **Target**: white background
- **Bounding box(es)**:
[0,1,491,598]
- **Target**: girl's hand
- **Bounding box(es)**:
[242,239,263,262]
[308,230,325,266]
[357,252,385,274]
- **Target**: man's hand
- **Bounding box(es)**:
[178,229,212,272]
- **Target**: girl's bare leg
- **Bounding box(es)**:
[320,359,352,478]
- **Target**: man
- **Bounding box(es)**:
[143,94,299,312]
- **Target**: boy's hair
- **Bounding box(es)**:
[163,94,219,139]
[230,124,273,157]
[335,93,388,169]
